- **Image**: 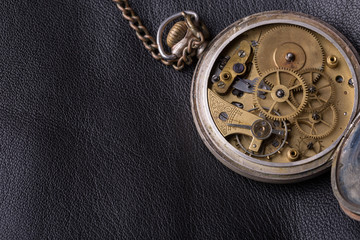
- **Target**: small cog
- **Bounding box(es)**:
[254,25,325,76]
[289,68,335,113]
[296,137,323,159]
[294,104,338,139]
[253,68,308,121]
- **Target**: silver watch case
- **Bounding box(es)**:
[191,11,360,219]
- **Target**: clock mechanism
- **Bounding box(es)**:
[207,23,354,164]
[189,11,360,220]
[112,0,360,218]
[112,4,360,219]
[113,1,360,220]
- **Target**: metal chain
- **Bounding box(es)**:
[112,0,205,70]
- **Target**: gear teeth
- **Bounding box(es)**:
[263,78,275,88]
[318,40,325,75]
[253,68,308,121]
[289,68,335,113]
[294,137,323,158]
[288,92,300,108]
[294,104,337,139]
[254,24,325,77]
[253,47,261,76]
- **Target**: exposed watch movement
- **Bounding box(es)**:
[191,11,360,186]
[112,1,360,221]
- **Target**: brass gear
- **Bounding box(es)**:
[296,138,323,159]
[289,68,335,113]
[254,25,325,76]
[253,68,308,121]
[294,104,338,139]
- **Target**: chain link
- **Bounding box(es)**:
[113,0,205,70]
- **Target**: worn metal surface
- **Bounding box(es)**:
[332,113,360,220]
[191,11,360,183]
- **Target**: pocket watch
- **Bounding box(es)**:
[113,1,360,221]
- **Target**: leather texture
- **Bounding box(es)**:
[1,0,360,239]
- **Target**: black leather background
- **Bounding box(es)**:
[1,0,360,239]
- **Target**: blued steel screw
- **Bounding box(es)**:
[219,112,228,121]
[233,63,245,73]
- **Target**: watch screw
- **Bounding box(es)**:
[309,86,317,93]
[211,75,220,83]
[285,52,295,62]
[217,81,226,88]
[276,89,285,98]
[312,112,320,121]
[348,78,354,88]
[238,50,246,58]
[219,112,228,121]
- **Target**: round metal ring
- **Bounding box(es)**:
[156,11,199,60]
